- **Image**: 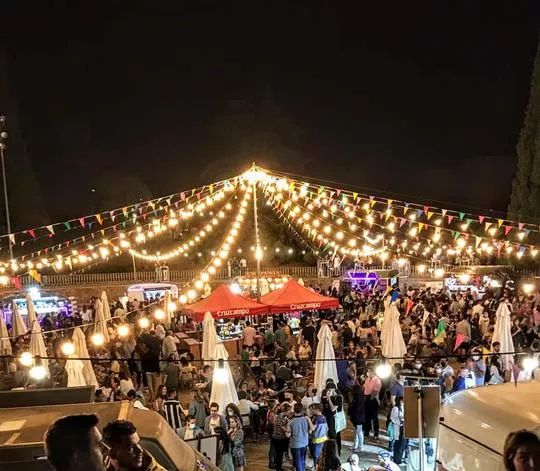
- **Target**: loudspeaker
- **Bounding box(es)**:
[403,385,440,438]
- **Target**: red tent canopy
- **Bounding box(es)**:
[184,284,269,321]
[259,279,340,314]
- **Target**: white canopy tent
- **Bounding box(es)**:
[492,301,515,371]
[29,320,49,373]
[11,301,27,337]
[72,327,99,388]
[209,342,238,413]
[381,298,407,365]
[101,291,112,321]
[314,323,339,392]
[26,294,38,326]
[94,298,110,344]
[0,312,12,355]
[201,311,219,366]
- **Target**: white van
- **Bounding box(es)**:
[437,381,540,470]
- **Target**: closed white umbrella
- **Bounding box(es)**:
[29,320,49,373]
[260,277,270,296]
[65,355,87,387]
[210,342,238,413]
[72,327,98,388]
[101,291,112,321]
[492,301,515,371]
[0,311,12,355]
[202,311,219,366]
[381,299,407,365]
[163,291,173,326]
[26,294,38,326]
[94,298,110,343]
[314,323,339,392]
[298,278,304,286]
[11,302,27,337]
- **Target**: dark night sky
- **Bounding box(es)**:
[2,1,540,226]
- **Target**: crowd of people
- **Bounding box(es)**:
[2,277,540,470]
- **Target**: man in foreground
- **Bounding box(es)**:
[44,414,107,471]
[103,420,165,471]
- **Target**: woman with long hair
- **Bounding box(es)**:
[503,430,540,471]
[315,439,341,471]
[228,415,246,471]
[348,384,365,453]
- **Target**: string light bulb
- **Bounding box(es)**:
[117,324,130,337]
[19,351,33,367]
[154,309,165,320]
[91,333,105,346]
[138,317,150,329]
[61,342,75,356]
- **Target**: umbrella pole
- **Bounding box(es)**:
[252,179,261,302]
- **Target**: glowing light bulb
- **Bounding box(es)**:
[195,280,204,290]
[29,365,47,380]
[375,363,392,379]
[168,301,176,312]
[187,289,196,300]
[91,333,105,347]
[214,359,228,384]
[61,342,75,356]
[179,294,188,304]
[117,324,130,337]
[19,351,33,367]
[138,317,150,329]
[154,309,165,320]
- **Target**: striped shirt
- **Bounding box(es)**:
[163,399,183,431]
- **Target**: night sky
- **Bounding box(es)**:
[2,1,540,228]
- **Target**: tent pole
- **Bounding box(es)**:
[253,180,261,302]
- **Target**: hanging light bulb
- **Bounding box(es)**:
[91,333,105,347]
[117,324,130,337]
[168,301,176,312]
[19,351,34,367]
[29,363,47,381]
[195,280,204,290]
[179,294,188,304]
[187,289,196,300]
[375,362,392,379]
[61,342,75,356]
[138,317,150,329]
[154,309,165,320]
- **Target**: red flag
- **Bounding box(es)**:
[478,215,485,224]
[405,299,414,315]
[504,225,512,236]
[12,276,21,290]
[454,333,466,351]
[27,229,36,238]
[79,217,85,228]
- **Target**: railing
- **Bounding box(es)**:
[10,263,522,289]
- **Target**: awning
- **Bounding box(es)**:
[184,284,269,320]
[259,279,339,314]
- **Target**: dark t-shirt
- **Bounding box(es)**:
[141,350,160,373]
[302,325,316,347]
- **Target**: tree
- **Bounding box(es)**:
[509,37,540,221]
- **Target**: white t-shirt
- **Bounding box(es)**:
[242,326,257,346]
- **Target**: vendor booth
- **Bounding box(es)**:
[127,282,178,302]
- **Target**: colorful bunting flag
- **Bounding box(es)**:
[46,225,55,235]
[96,214,103,225]
[458,212,465,221]
[79,217,85,228]
[479,215,485,224]
[8,234,15,244]
[504,225,512,236]
[448,215,454,224]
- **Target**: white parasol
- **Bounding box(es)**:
[381,298,407,365]
[11,301,27,337]
[260,277,270,296]
[201,311,219,365]
[298,278,305,286]
[0,311,12,355]
[29,320,49,372]
[164,291,174,326]
[101,291,112,321]
[72,327,99,388]
[492,301,515,371]
[65,355,87,387]
[94,298,110,344]
[209,342,238,413]
[26,293,38,326]
[314,323,339,392]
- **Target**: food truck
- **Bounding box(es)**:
[127,282,179,302]
[1,288,73,325]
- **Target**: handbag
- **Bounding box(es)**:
[335,410,346,433]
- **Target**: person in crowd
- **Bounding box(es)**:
[289,402,312,471]
[321,381,343,456]
[301,386,320,416]
[308,403,328,467]
[503,429,540,471]
[227,415,246,471]
[348,384,366,453]
[342,453,362,471]
[162,356,180,393]
[188,390,207,430]
[315,439,341,471]
[389,396,405,463]
[368,451,401,471]
[140,343,160,402]
[127,389,149,410]
[242,321,257,348]
[103,420,165,471]
[271,402,291,471]
[363,366,382,442]
[205,402,228,435]
[44,414,107,471]
[163,389,184,434]
[177,414,204,441]
[225,402,242,420]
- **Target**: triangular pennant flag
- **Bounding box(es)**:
[518,222,524,231]
[196,192,201,200]
[418,223,424,231]
[100,230,105,236]
[458,212,465,221]
[110,211,116,222]
[180,192,186,201]
[28,269,42,284]
[447,215,454,224]
[417,209,424,217]
[46,225,55,235]
[427,211,434,220]
[441,209,447,217]
[122,207,128,218]
[352,192,358,200]
[504,225,512,236]
[403,203,409,215]
[79,217,85,228]
[96,214,103,225]
[400,218,407,227]
[8,234,15,244]
[336,189,341,196]
[423,205,429,214]
[387,199,393,206]
[475,236,482,248]
[453,231,460,240]
[485,222,492,232]
[65,257,72,270]
[478,215,485,224]
[27,229,36,238]
[498,219,504,227]
[454,333,466,351]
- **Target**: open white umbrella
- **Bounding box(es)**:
[201,311,218,365]
[0,311,12,355]
[209,342,238,413]
[11,302,27,337]
[94,298,110,344]
[381,299,407,365]
[29,320,49,373]
[72,327,98,388]
[314,323,339,392]
[26,294,38,326]
[101,291,112,321]
[492,301,515,371]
